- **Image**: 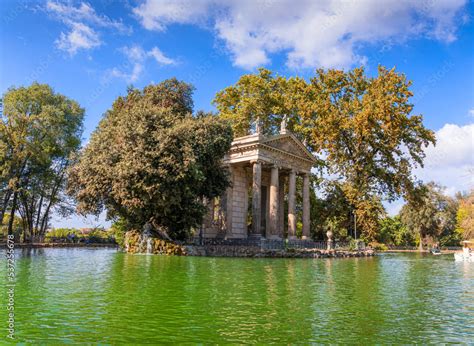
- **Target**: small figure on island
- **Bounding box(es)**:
[67,233,76,244]
[430,243,441,255]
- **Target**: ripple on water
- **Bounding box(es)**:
[0,249,472,343]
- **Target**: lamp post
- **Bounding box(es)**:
[353,210,357,240]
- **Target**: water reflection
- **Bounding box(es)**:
[0,250,472,343]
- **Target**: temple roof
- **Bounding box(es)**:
[224,131,317,173]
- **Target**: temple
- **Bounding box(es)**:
[201,120,317,240]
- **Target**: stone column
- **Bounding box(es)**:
[302,173,310,239]
[251,161,262,238]
[225,166,233,237]
[278,174,285,238]
[268,165,280,239]
[287,170,297,239]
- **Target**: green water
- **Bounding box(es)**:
[1,248,473,344]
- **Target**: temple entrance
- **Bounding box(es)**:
[201,126,317,240]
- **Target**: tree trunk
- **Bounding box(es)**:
[7,191,18,236]
[19,191,32,242]
[418,234,423,252]
[34,194,44,238]
[0,189,12,226]
[39,170,65,236]
[40,205,51,236]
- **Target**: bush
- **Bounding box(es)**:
[108,218,128,247]
[45,228,79,243]
[369,241,388,251]
[45,228,114,244]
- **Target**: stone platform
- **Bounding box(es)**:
[185,245,375,258]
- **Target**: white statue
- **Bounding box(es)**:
[255,117,262,135]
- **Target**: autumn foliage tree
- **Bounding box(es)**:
[214,67,435,241]
[456,190,474,240]
[68,79,233,240]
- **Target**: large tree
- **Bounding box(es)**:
[400,182,457,251]
[455,190,474,240]
[0,83,84,240]
[214,67,435,241]
[68,79,233,240]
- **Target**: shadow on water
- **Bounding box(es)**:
[0,249,473,343]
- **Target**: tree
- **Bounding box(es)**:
[68,79,233,240]
[213,66,435,241]
[378,216,414,246]
[400,182,457,251]
[311,181,352,240]
[455,190,474,240]
[214,68,294,137]
[0,83,84,240]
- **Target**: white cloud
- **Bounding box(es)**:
[416,123,474,195]
[385,123,473,216]
[148,47,176,65]
[109,63,144,83]
[469,109,474,118]
[55,21,101,55]
[107,45,176,83]
[133,0,467,70]
[46,1,131,55]
[122,45,146,61]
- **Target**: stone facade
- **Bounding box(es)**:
[201,126,317,240]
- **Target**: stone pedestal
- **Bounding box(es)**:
[327,231,333,250]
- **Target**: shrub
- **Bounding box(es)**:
[369,241,388,251]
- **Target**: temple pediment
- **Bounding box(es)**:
[262,133,316,163]
[224,131,317,173]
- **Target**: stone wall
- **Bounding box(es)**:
[185,245,375,258]
[228,166,248,238]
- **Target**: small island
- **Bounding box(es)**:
[1,1,473,343]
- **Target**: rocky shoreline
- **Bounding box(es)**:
[0,242,118,248]
[122,231,375,258]
[185,245,375,258]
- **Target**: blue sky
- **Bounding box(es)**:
[1,0,473,228]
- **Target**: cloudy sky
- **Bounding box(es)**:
[1,0,473,227]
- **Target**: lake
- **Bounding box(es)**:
[1,248,473,343]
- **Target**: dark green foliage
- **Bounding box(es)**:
[400,182,458,249]
[378,216,414,246]
[68,79,233,240]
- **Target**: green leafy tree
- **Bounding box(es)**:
[400,182,457,250]
[378,215,414,246]
[0,83,84,240]
[311,181,352,240]
[0,213,22,240]
[68,79,233,240]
